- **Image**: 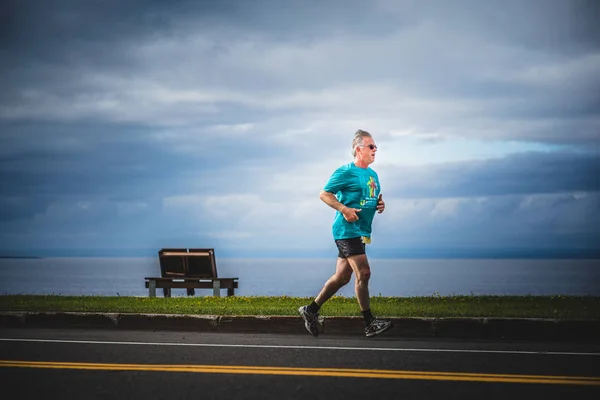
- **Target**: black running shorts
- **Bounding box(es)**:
[335,237,366,258]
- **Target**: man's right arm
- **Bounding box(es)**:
[319,190,361,222]
[319,190,346,212]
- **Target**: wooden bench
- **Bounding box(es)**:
[145,248,238,297]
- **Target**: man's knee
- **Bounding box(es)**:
[357,268,371,283]
[351,258,371,281]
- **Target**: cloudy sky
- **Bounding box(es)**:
[1,0,599,257]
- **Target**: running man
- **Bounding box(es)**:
[299,129,393,338]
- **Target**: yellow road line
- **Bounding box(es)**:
[0,360,599,386]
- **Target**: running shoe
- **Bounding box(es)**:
[365,319,393,337]
[298,305,319,337]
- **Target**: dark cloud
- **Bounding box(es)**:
[0,195,51,222]
[2,0,599,142]
[2,0,174,51]
[384,151,600,198]
[1,0,375,58]
[390,0,600,55]
[0,118,309,204]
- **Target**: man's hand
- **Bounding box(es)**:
[376,194,385,214]
[342,207,361,222]
[320,190,362,222]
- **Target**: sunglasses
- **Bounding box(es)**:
[360,144,378,150]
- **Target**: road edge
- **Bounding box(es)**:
[1,312,599,341]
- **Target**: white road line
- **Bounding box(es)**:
[0,337,598,357]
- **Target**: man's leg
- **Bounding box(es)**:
[299,258,353,337]
[346,254,371,314]
[347,254,393,337]
[314,257,353,305]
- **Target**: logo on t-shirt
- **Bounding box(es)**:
[367,176,378,197]
[360,177,379,208]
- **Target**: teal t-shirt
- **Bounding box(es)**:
[323,162,381,240]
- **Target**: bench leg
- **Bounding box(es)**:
[149,280,156,297]
[227,287,234,296]
[163,288,171,298]
[213,280,220,297]
[187,288,195,296]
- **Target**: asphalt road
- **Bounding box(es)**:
[0,328,599,400]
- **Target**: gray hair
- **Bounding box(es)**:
[351,129,372,157]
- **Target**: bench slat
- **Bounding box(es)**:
[160,251,211,256]
[145,281,238,289]
[145,277,238,281]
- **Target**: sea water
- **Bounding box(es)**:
[0,257,598,297]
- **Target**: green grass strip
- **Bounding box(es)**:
[1,295,599,319]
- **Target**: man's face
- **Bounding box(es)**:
[358,137,378,165]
